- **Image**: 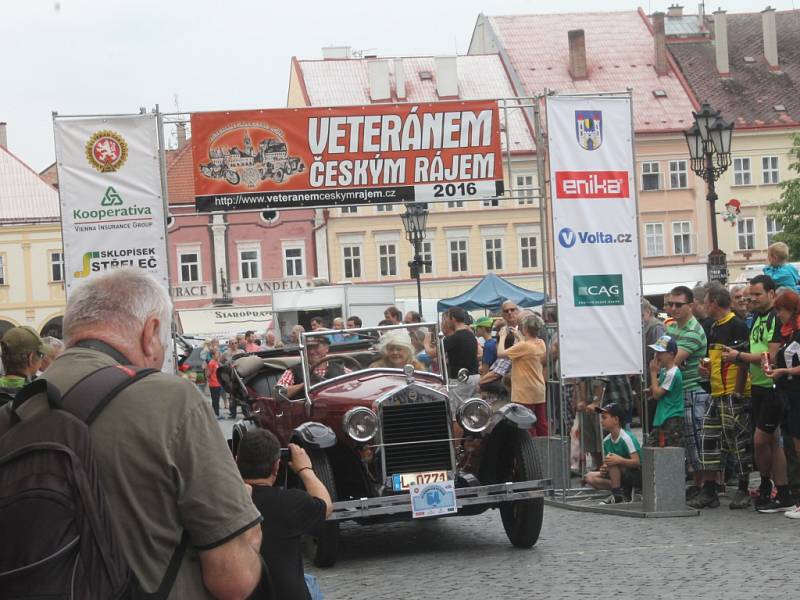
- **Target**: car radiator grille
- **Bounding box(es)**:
[381,400,453,475]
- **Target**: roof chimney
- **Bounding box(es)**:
[0,122,6,149]
[368,60,391,101]
[698,3,706,29]
[176,122,187,149]
[394,58,406,99]
[667,4,684,17]
[653,12,669,76]
[713,10,730,77]
[322,46,352,60]
[434,56,459,98]
[761,6,780,72]
[568,29,588,80]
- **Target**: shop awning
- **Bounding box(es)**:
[177,305,272,339]
[641,264,707,298]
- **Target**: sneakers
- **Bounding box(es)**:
[757,495,795,514]
[728,489,752,509]
[687,486,720,509]
[754,481,774,509]
[685,485,701,501]
[784,505,800,519]
[600,495,625,505]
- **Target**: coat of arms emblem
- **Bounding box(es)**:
[85,130,128,173]
[575,111,602,151]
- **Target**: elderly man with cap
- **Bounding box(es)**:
[0,327,51,405]
[276,334,352,399]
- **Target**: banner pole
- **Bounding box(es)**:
[51,112,70,306]
[155,105,179,373]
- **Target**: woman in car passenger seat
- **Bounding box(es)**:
[370,329,425,371]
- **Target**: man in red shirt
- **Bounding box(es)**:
[206,348,223,420]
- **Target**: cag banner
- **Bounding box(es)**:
[546,95,643,378]
[190,101,504,212]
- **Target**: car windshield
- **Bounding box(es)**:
[301,323,440,386]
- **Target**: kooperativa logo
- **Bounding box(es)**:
[573,274,624,307]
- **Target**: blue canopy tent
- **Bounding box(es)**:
[436,273,546,313]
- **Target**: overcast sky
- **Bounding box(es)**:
[1,0,796,171]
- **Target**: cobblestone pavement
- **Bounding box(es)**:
[307,498,798,600]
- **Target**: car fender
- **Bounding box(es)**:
[230,419,254,457]
[290,421,337,449]
[486,402,537,435]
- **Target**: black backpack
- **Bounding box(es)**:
[0,365,186,600]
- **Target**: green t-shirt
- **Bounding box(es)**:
[749,309,781,388]
[0,375,26,389]
[653,365,684,426]
[603,429,642,459]
[666,317,707,392]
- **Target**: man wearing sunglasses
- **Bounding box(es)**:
[0,326,51,406]
[664,286,708,500]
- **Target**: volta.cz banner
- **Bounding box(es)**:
[546,95,643,378]
[190,101,504,212]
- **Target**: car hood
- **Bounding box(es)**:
[310,369,445,408]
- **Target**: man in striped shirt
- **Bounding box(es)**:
[665,286,708,500]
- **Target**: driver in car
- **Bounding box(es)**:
[277,335,352,398]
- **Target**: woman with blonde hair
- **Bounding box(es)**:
[370,329,425,370]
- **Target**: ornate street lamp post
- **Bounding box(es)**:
[400,203,431,320]
[684,102,734,284]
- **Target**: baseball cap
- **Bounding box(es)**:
[0,326,52,356]
[473,317,495,330]
[305,335,331,346]
[649,334,678,354]
[594,403,625,420]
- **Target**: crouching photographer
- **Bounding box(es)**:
[237,430,332,600]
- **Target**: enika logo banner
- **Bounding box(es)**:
[572,274,624,307]
[554,171,629,199]
[190,101,504,212]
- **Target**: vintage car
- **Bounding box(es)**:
[220,324,549,567]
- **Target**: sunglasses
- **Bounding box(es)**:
[665,301,688,308]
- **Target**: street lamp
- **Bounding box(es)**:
[684,102,734,284]
[400,203,431,320]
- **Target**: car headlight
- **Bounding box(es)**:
[457,398,492,433]
[343,407,378,442]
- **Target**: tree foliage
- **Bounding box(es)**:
[769,133,800,260]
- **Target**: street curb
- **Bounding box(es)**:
[544,498,699,518]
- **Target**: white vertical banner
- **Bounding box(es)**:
[546,95,643,377]
[54,114,173,369]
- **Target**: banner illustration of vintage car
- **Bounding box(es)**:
[190,101,504,212]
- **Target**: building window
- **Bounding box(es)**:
[737,218,755,250]
[50,251,64,282]
[672,221,692,255]
[520,236,538,268]
[420,240,433,274]
[239,247,260,280]
[483,198,499,207]
[447,201,464,208]
[669,160,688,189]
[341,205,358,214]
[376,204,393,212]
[283,244,305,278]
[449,239,468,272]
[378,243,397,277]
[484,238,503,271]
[0,254,5,285]
[343,246,362,279]
[645,223,665,256]
[762,156,779,185]
[179,252,200,283]
[733,157,752,186]
[516,174,535,205]
[766,216,782,246]
[641,162,661,191]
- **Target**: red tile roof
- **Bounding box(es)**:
[166,142,195,205]
[668,11,800,128]
[0,146,59,222]
[295,54,535,152]
[481,10,698,132]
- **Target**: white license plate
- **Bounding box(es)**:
[392,470,448,491]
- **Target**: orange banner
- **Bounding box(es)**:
[190,101,503,212]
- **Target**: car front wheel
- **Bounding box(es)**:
[498,430,544,548]
[301,449,339,567]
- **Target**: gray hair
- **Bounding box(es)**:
[641,298,656,315]
[521,313,544,337]
[63,268,173,347]
[729,284,747,295]
[41,336,65,355]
